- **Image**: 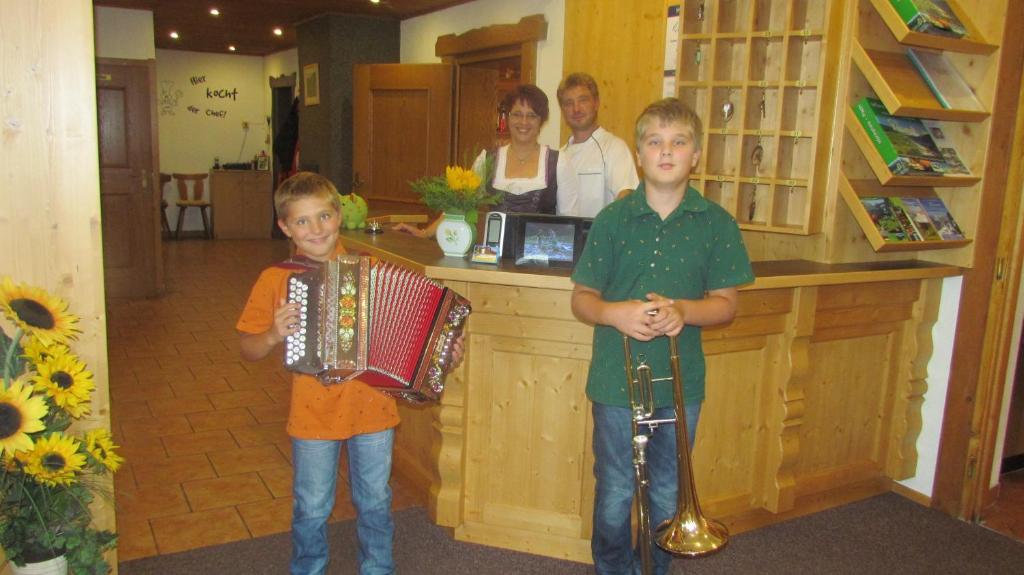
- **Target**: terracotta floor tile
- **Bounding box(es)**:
[247,402,291,424]
[225,370,288,390]
[175,340,227,356]
[230,422,291,448]
[258,467,294,498]
[109,381,176,402]
[116,483,190,519]
[238,496,294,537]
[208,388,274,410]
[117,435,169,463]
[132,453,217,487]
[113,462,137,492]
[187,406,258,432]
[147,395,215,418]
[182,472,273,511]
[208,444,291,476]
[276,439,294,465]
[115,515,158,561]
[156,353,212,370]
[169,377,233,398]
[263,385,292,405]
[192,362,250,380]
[144,331,198,346]
[132,369,186,386]
[120,415,193,438]
[162,428,239,457]
[111,399,154,421]
[150,507,251,554]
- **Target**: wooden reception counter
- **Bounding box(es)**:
[339,229,959,563]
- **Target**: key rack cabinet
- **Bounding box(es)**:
[675,0,841,235]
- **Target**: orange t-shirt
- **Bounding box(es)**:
[236,242,399,440]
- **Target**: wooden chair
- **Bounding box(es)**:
[172,173,211,239]
[159,173,172,235]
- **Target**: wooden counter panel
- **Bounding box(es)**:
[351,232,945,562]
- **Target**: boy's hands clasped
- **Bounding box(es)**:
[608,292,684,341]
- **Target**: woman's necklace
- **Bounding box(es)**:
[511,144,539,165]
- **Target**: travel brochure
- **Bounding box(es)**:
[889,0,968,39]
[860,195,965,242]
[852,97,970,177]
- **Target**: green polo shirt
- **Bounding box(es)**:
[571,183,754,408]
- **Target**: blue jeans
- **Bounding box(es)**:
[591,401,702,575]
[290,430,395,575]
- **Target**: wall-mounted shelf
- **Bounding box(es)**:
[839,174,971,252]
[867,0,997,55]
[850,42,989,121]
[844,108,980,187]
[836,0,1000,262]
[677,0,836,235]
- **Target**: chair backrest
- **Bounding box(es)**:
[172,173,209,202]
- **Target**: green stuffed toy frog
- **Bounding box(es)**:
[339,192,368,229]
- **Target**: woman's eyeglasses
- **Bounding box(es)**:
[509,111,540,122]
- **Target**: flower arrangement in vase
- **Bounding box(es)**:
[0,278,121,574]
[410,156,501,256]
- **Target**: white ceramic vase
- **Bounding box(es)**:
[11,555,68,575]
[436,213,474,257]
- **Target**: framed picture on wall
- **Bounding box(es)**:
[303,63,320,106]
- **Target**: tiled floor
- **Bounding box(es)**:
[108,237,425,560]
[982,468,1024,542]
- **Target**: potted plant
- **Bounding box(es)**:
[0,278,121,575]
[410,156,501,257]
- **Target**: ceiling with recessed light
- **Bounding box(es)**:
[93,0,473,56]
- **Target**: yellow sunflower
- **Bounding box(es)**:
[0,277,80,346]
[18,433,86,486]
[0,379,49,456]
[20,335,70,366]
[31,353,94,418]
[84,428,124,472]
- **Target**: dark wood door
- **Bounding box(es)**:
[96,60,161,298]
[456,67,500,165]
[352,64,453,205]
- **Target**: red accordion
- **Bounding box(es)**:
[283,255,470,403]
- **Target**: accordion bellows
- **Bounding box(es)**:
[284,255,471,403]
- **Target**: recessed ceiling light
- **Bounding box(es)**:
[170,31,179,39]
[228,45,236,52]
[210,8,220,16]
[273,28,283,36]
[370,0,381,4]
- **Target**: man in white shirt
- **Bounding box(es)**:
[557,73,640,218]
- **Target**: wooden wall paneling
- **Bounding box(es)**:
[561,0,665,147]
[400,279,471,527]
[751,287,811,514]
[0,0,114,566]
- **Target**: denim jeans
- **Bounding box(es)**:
[290,429,395,575]
[591,401,702,575]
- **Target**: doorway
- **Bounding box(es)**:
[269,73,296,238]
[96,58,162,299]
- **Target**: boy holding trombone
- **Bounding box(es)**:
[570,98,754,575]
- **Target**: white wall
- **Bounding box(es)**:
[899,277,961,495]
[400,0,565,149]
[156,50,270,231]
[93,6,154,60]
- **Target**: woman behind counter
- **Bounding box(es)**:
[395,84,580,238]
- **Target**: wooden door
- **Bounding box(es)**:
[456,67,500,164]
[352,64,453,204]
[96,60,161,298]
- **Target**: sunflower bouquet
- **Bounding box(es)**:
[409,154,501,226]
[0,278,120,574]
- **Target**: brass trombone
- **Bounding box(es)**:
[623,333,728,574]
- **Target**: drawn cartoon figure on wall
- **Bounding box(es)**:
[159,81,183,116]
